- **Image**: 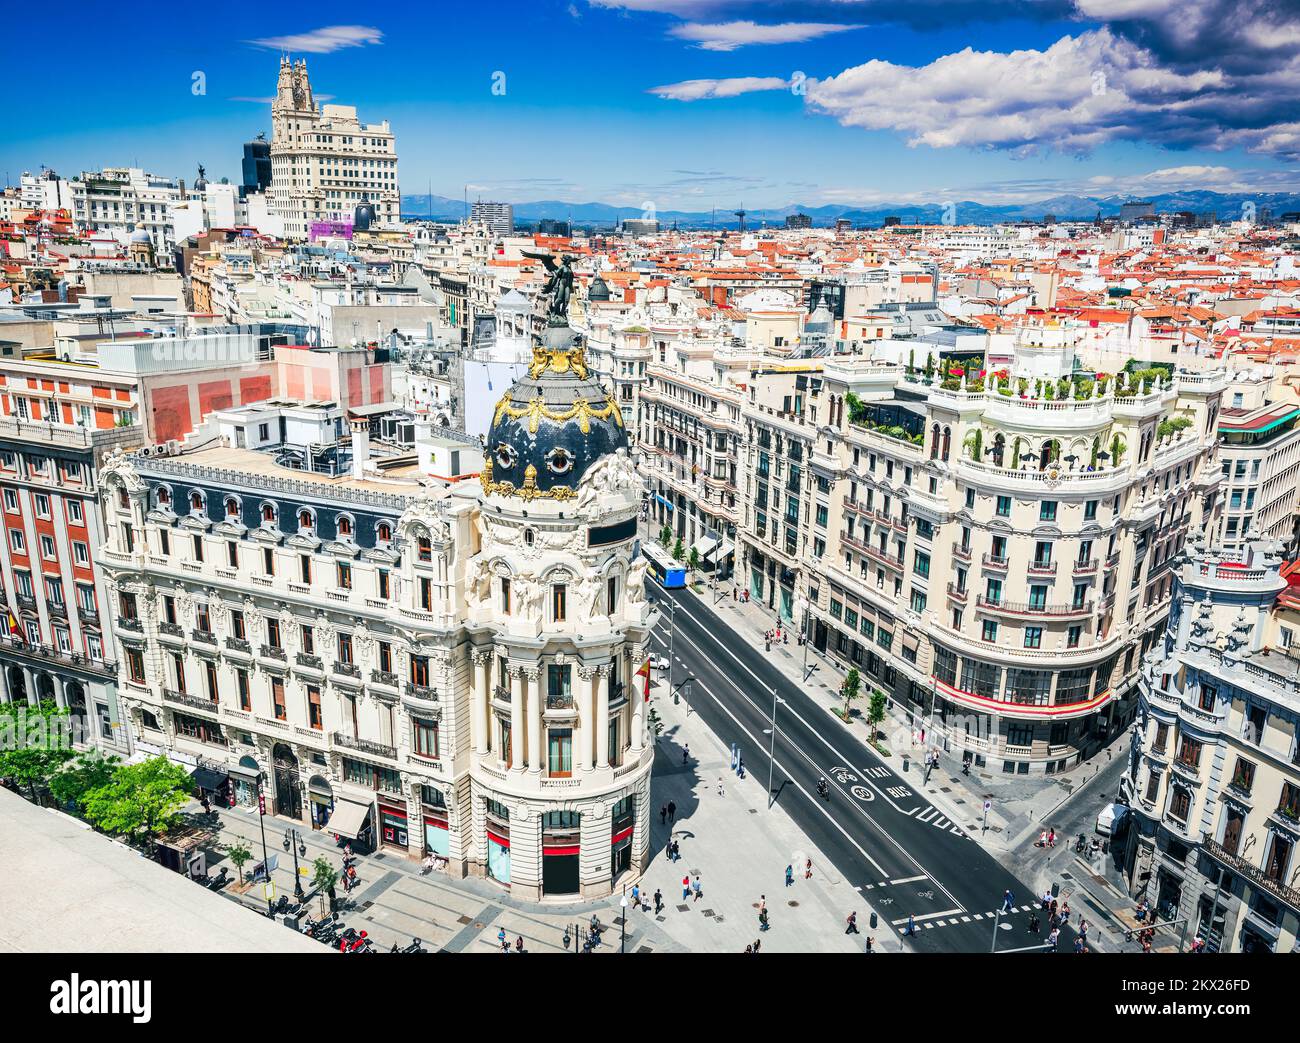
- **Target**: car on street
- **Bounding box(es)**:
[650,653,671,671]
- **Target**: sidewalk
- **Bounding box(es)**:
[683,579,1128,856]
[189,670,886,953]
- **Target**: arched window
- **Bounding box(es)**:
[941,426,952,462]
[930,423,941,460]
[189,490,204,512]
[337,514,353,537]
[156,487,170,506]
[261,502,276,524]
[376,522,392,543]
[224,496,240,518]
[298,509,314,531]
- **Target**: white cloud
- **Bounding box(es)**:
[649,75,790,100]
[669,20,861,50]
[248,25,383,54]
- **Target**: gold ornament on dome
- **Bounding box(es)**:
[492,389,624,435]
[478,456,577,502]
[529,343,590,381]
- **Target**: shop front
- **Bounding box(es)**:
[541,811,581,896]
[610,797,634,882]
[189,762,230,807]
[230,757,261,809]
[327,798,375,854]
[379,797,410,852]
[486,799,510,886]
[422,786,449,857]
[307,775,335,829]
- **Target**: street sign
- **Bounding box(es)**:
[264,881,276,902]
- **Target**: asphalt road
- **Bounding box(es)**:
[649,580,1080,953]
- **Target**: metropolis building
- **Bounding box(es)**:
[100,319,654,899]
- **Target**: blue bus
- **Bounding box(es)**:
[643,543,687,589]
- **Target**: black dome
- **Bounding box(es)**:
[481,326,627,502]
[587,273,612,302]
[354,201,377,231]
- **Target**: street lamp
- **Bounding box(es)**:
[619,893,629,954]
[795,594,811,682]
[283,828,307,900]
[765,684,784,809]
[255,772,273,917]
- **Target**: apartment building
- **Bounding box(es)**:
[1130,535,1300,952]
[270,58,400,239]
[70,168,180,251]
[99,326,654,899]
[792,357,1228,773]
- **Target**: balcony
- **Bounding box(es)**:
[546,692,575,711]
[17,594,37,612]
[333,661,361,679]
[976,596,1093,618]
[1202,833,1300,913]
[117,615,143,633]
[0,634,116,677]
[405,681,438,702]
[163,688,219,714]
[947,583,968,604]
[492,684,512,705]
[47,602,67,620]
[982,553,1009,571]
[1027,559,1057,577]
[77,606,99,627]
[191,629,217,645]
[951,542,972,564]
[333,732,397,761]
[225,636,251,654]
[159,621,184,638]
[370,669,399,688]
[1073,558,1099,575]
[296,652,323,671]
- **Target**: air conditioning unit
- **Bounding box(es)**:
[164,440,179,456]
[136,445,154,458]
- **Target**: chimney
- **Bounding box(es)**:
[350,416,369,479]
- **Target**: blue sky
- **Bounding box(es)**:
[7,1,1299,209]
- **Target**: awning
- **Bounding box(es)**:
[190,766,228,792]
[326,799,373,840]
[691,531,720,558]
[706,539,735,562]
[228,761,261,782]
[654,495,674,510]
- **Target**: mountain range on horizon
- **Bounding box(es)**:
[400,189,1300,229]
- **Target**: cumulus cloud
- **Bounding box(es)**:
[805,27,1300,157]
[669,20,862,49]
[649,75,790,99]
[248,25,383,54]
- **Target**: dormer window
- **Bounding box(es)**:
[376,522,392,543]
[337,515,353,538]
[298,509,314,531]
[261,503,276,524]
[189,491,204,512]
[225,497,239,518]
[157,488,170,506]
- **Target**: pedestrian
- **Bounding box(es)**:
[805,858,813,880]
[1041,889,1051,912]
[660,803,667,825]
[759,908,769,931]
[785,864,794,888]
[759,894,767,914]
[667,800,676,823]
[744,943,753,954]
[1047,927,1060,951]
[1050,898,1058,920]
[1001,889,1014,913]
[682,744,689,765]
[864,936,874,953]
[1074,935,1084,954]
[905,914,916,937]
[671,839,680,862]
[765,637,771,652]
[1048,826,1056,848]
[200,794,211,815]
[1028,913,1040,934]
[733,586,737,601]
[783,631,788,645]
[717,778,725,797]
[682,874,691,901]
[692,874,702,901]
[515,935,525,954]
[846,912,860,935]
[1060,900,1070,925]
[737,756,745,779]
[654,888,663,914]
[498,927,508,952]
[347,864,357,886]
[631,884,641,910]
[752,937,761,953]
[1079,918,1088,941]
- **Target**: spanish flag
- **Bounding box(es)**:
[635,657,651,701]
[6,610,22,643]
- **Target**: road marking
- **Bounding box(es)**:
[653,591,967,910]
[890,908,962,926]
[683,672,891,877]
[890,874,928,885]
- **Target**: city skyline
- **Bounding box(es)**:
[7,0,1300,211]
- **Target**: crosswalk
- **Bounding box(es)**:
[893,903,1038,932]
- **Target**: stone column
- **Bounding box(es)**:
[596,666,610,769]
[629,662,645,753]
[526,665,542,773]
[509,666,524,770]
[576,664,593,772]
[470,649,489,755]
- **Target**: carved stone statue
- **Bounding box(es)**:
[626,559,647,604]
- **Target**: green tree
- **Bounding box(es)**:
[48,750,120,811]
[225,840,254,885]
[841,667,861,720]
[867,689,888,741]
[687,547,700,572]
[311,855,339,917]
[672,537,685,561]
[0,699,76,802]
[659,524,672,546]
[80,756,193,852]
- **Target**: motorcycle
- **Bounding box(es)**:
[816,778,829,800]
[202,867,230,891]
[400,937,425,954]
[1074,833,1087,853]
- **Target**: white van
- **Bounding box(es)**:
[1096,802,1129,837]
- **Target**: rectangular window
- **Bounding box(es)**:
[299,555,311,583]
[272,677,286,720]
[338,633,353,664]
[1024,626,1042,649]
[377,568,390,600]
[263,547,275,576]
[236,668,251,711]
[413,718,440,758]
[982,620,998,642]
[127,648,145,684]
[378,641,392,673]
[307,686,323,730]
[552,584,567,622]
[607,575,619,614]
[995,495,1011,517]
[501,577,511,615]
[192,533,204,562]
[548,728,573,777]
[1039,501,1057,522]
[419,576,433,610]
[226,541,238,568]
[337,561,352,590]
[267,618,282,649]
